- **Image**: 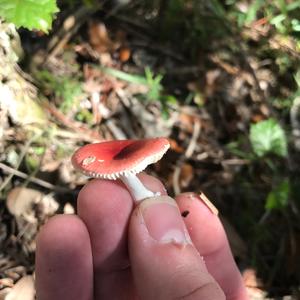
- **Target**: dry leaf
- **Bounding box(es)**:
[179,163,194,188]
[0,278,14,289]
[5,276,35,300]
[0,85,47,126]
[3,266,26,282]
[6,188,43,218]
[0,288,11,300]
[178,113,196,133]
[88,22,118,54]
[6,187,58,254]
[7,187,58,218]
[242,269,267,300]
[119,47,131,62]
[63,203,75,215]
[169,138,184,153]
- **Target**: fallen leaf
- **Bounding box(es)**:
[3,267,26,282]
[88,22,118,54]
[63,203,75,215]
[119,47,131,62]
[6,188,42,218]
[0,278,14,288]
[242,268,267,300]
[0,85,47,126]
[179,163,194,188]
[0,288,11,300]
[178,113,197,133]
[5,276,35,300]
[168,138,184,153]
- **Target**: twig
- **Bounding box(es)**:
[0,133,41,193]
[110,13,152,34]
[172,164,182,195]
[221,158,250,166]
[106,119,127,139]
[48,23,82,61]
[185,120,201,158]
[129,40,184,62]
[0,163,71,194]
[46,5,101,62]
[172,119,201,195]
[23,146,47,188]
[166,66,202,76]
[290,96,300,151]
[41,99,102,142]
[244,26,300,59]
[104,0,131,19]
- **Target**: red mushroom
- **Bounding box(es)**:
[71,138,170,202]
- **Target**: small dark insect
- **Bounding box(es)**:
[181,210,190,218]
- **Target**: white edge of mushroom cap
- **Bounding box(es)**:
[80,143,170,180]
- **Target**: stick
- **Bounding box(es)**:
[0,163,71,194]
[0,133,40,192]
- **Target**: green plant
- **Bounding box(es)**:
[228,0,300,38]
[265,178,290,210]
[250,118,288,158]
[99,65,178,118]
[36,70,83,113]
[0,0,59,32]
[144,67,164,101]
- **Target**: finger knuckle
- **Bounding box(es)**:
[175,281,225,300]
[168,266,225,300]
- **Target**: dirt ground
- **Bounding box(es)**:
[1,2,300,299]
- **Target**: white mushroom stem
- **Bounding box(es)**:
[121,174,159,202]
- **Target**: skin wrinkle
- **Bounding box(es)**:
[97,262,131,275]
[200,238,228,259]
[163,262,219,299]
[203,238,243,296]
[173,281,225,300]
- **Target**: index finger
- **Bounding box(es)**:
[77,173,166,299]
[176,193,248,300]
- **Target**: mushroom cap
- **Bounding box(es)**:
[71,138,170,179]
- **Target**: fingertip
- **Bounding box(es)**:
[175,192,226,254]
[78,173,166,207]
[128,195,225,300]
[36,214,91,253]
[76,175,167,299]
[36,215,93,300]
[78,177,130,202]
[176,192,248,300]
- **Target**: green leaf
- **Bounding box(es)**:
[244,0,264,24]
[250,118,287,157]
[270,14,286,27]
[99,66,147,85]
[265,179,290,210]
[287,2,300,11]
[0,0,59,32]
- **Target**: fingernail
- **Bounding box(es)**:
[198,192,219,215]
[180,192,219,215]
[139,196,192,244]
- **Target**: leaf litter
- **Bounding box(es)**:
[0,3,300,299]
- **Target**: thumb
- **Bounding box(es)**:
[128,196,225,300]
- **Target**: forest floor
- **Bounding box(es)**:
[0,2,300,299]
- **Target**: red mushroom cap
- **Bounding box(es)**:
[71,138,170,179]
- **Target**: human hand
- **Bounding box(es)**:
[35,174,248,300]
